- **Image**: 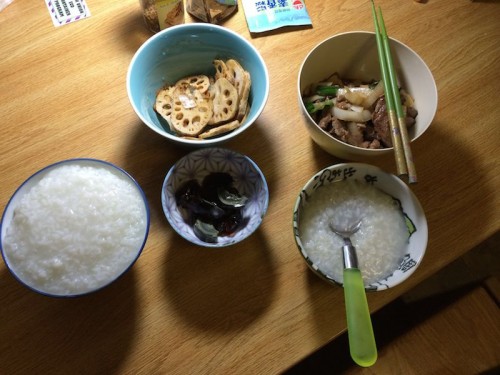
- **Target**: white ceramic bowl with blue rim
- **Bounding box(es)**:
[162,147,269,247]
[293,162,427,291]
[0,158,150,297]
[127,23,269,146]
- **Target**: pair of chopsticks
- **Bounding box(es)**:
[371,1,417,184]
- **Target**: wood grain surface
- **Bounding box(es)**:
[0,0,499,373]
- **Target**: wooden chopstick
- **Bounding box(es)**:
[371,1,417,183]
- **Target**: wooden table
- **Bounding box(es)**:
[1,0,499,373]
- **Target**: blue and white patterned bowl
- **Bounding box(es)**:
[162,148,269,247]
[293,163,428,291]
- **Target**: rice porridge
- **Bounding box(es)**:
[2,163,148,296]
[299,179,408,286]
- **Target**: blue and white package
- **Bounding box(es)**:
[241,0,312,33]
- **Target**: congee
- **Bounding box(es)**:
[299,179,408,286]
[2,163,148,296]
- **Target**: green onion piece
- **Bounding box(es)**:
[305,99,334,114]
[305,102,316,113]
[316,85,340,96]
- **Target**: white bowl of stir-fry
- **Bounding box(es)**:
[298,31,437,160]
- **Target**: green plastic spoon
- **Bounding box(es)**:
[330,220,378,367]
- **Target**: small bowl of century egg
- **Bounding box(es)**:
[161,148,269,247]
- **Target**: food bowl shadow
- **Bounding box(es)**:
[0,266,139,373]
[162,228,278,332]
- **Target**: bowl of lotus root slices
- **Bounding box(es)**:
[127,23,269,146]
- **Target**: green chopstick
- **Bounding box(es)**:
[378,7,417,183]
[371,1,406,177]
[371,1,417,182]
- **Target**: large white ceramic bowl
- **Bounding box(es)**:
[293,163,428,291]
[127,23,269,146]
[0,159,150,297]
[162,148,269,247]
[298,31,437,160]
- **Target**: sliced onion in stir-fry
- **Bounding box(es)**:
[304,94,325,103]
[344,89,366,105]
[332,106,372,122]
[363,80,385,108]
[350,104,365,113]
[401,89,414,107]
[317,81,336,86]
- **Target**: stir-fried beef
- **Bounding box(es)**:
[318,112,332,131]
[406,106,418,128]
[336,95,350,110]
[346,122,365,147]
[372,96,392,147]
[407,106,418,118]
[317,112,350,144]
[332,117,349,142]
[368,138,381,149]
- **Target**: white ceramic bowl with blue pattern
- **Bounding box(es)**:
[293,163,427,291]
[127,23,269,146]
[162,148,269,247]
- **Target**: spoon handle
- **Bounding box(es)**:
[343,267,378,367]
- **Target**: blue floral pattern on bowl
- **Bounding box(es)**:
[162,148,269,247]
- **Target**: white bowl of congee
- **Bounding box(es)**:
[298,31,437,160]
[293,163,427,291]
[0,159,150,297]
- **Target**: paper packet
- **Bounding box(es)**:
[241,0,312,33]
[140,0,184,33]
[186,0,238,24]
